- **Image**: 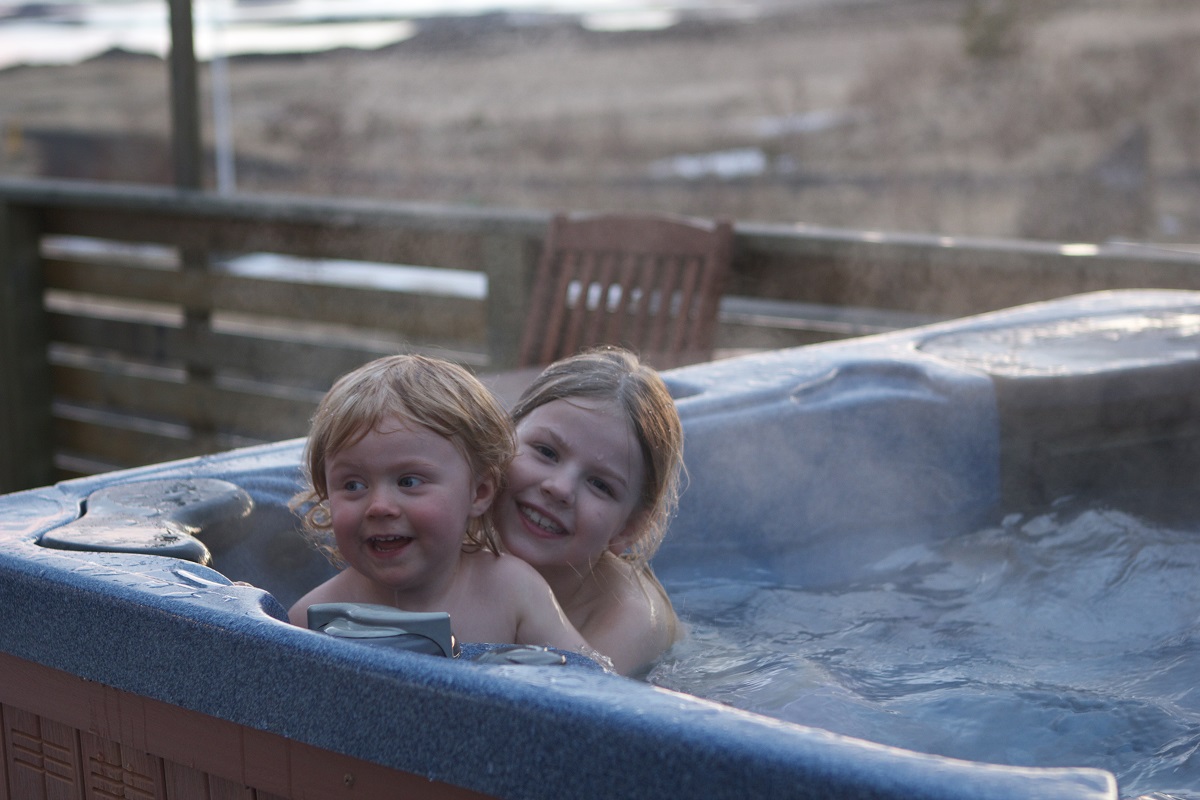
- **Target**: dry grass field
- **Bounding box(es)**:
[2,0,1200,242]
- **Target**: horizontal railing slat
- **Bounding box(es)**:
[43,258,485,340]
[51,362,319,442]
[48,311,484,389]
[45,299,902,392]
[731,222,1200,315]
[53,413,215,470]
[48,309,180,362]
[37,192,542,269]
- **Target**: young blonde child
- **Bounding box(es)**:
[493,347,684,676]
[287,354,592,656]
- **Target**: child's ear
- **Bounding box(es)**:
[607,509,649,556]
[468,474,497,518]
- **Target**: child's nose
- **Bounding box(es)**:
[540,472,574,505]
[366,486,400,515]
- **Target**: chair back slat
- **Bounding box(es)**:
[518,213,732,370]
[581,252,617,347]
[669,256,703,354]
[645,258,680,356]
[560,250,595,360]
[626,255,656,353]
[603,253,640,346]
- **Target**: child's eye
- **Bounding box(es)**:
[398,476,423,489]
[532,444,556,460]
[589,477,615,497]
[342,479,366,492]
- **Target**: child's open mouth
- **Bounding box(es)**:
[369,535,412,553]
[520,504,566,537]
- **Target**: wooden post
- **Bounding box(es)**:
[167,0,218,455]
[167,0,202,190]
[0,201,54,492]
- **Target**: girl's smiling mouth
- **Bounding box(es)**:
[519,504,566,537]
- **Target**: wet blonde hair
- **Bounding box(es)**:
[292,354,514,563]
[509,346,684,566]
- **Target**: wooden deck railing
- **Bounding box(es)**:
[5,176,1200,492]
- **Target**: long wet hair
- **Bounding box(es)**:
[509,346,685,567]
[291,354,515,564]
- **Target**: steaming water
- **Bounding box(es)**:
[650,495,1200,800]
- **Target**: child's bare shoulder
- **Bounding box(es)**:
[592,569,658,631]
[287,571,352,626]
[584,561,678,664]
[462,549,546,589]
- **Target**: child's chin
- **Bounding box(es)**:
[507,535,555,564]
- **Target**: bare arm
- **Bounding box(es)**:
[286,571,355,627]
[288,594,317,627]
[507,560,598,657]
[574,568,679,677]
[578,599,673,677]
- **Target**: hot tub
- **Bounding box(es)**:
[5,290,1198,800]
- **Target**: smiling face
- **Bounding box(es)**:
[497,398,647,576]
[325,414,494,604]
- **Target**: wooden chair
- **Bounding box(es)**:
[517,213,733,370]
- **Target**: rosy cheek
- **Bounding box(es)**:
[509,460,540,490]
[329,504,357,531]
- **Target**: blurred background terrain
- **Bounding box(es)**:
[1,0,1198,244]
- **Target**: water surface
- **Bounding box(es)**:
[651,494,1200,800]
